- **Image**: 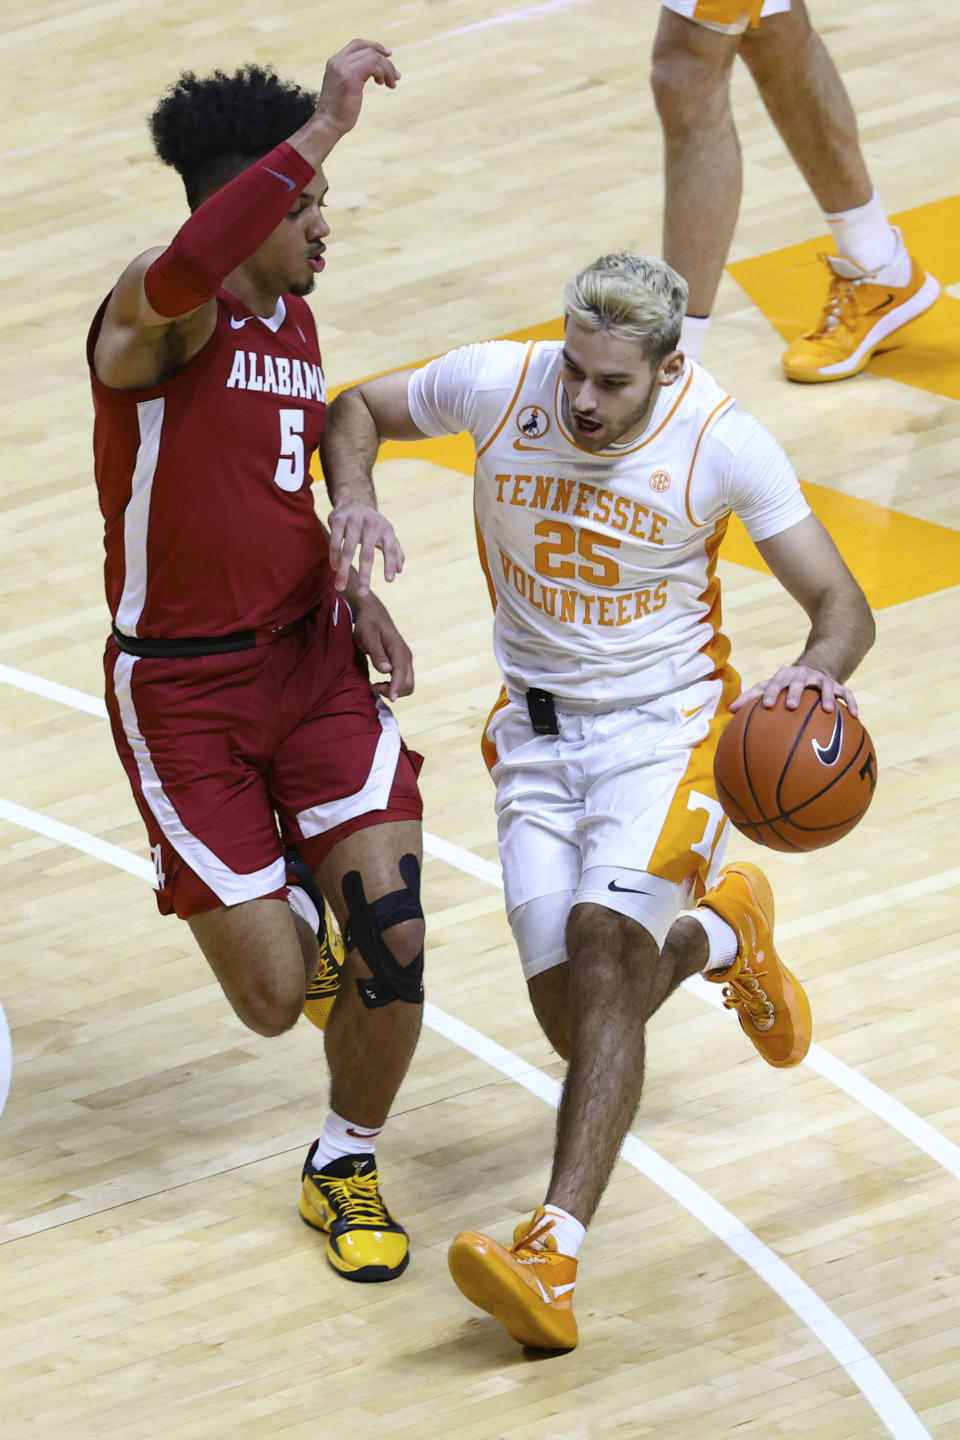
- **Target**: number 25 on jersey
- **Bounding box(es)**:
[533,519,622,587]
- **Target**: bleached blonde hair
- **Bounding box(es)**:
[563,252,688,362]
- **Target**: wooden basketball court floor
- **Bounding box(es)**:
[2,2,959,1437]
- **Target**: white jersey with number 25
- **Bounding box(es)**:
[407,341,810,707]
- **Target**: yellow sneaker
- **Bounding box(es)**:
[782,237,939,383]
[698,862,811,1068]
[448,1208,579,1350]
[302,899,345,1030]
[299,1143,409,1282]
[285,850,345,1031]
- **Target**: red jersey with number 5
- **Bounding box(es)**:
[87,289,333,638]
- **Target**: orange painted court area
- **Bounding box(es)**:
[728,195,960,404]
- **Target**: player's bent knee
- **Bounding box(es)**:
[566,902,658,972]
[342,853,425,1009]
[232,984,303,1038]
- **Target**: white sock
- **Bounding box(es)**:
[690,906,739,974]
[541,1204,586,1259]
[824,191,910,283]
[680,313,710,362]
[287,881,319,935]
[312,1109,382,1167]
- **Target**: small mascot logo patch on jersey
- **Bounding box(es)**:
[650,470,671,492]
[517,406,549,439]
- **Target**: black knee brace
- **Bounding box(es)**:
[342,853,425,1008]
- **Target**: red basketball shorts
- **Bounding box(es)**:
[104,599,423,919]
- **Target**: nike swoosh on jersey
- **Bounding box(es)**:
[513,438,551,452]
[812,709,844,765]
[230,315,253,329]
[681,703,706,718]
[262,165,297,192]
[607,880,653,895]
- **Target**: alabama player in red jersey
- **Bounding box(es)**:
[88,41,424,1284]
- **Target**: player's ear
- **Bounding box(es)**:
[657,350,685,386]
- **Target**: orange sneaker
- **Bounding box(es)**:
[698,862,811,1068]
[448,1208,579,1350]
[782,235,939,383]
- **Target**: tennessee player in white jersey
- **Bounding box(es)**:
[410,335,808,709]
[321,253,875,1352]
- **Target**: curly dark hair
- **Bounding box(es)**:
[148,64,319,209]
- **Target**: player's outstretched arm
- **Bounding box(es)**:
[95,40,399,389]
[321,370,426,597]
[289,40,400,171]
[736,513,876,714]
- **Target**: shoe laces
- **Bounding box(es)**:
[809,257,864,337]
[721,968,775,1028]
[510,1213,560,1260]
[318,1169,390,1227]
[307,944,340,998]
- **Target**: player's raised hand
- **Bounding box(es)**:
[316,39,400,138]
[328,502,404,597]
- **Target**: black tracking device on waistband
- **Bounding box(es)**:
[525,687,559,736]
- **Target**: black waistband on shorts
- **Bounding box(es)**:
[111,612,309,659]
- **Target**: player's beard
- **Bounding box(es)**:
[564,373,659,449]
[289,275,316,298]
[605,375,659,447]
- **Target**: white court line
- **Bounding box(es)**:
[0,796,154,882]
[0,999,11,1120]
[2,660,959,1187]
[0,793,931,1440]
[429,1005,931,1440]
[687,978,960,1183]
[397,0,592,50]
[0,664,108,718]
[433,0,592,41]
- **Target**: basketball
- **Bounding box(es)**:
[713,687,878,852]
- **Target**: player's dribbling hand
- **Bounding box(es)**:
[316,39,400,138]
[352,593,415,701]
[328,502,404,596]
[732,664,859,716]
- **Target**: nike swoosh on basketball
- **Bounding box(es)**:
[262,165,296,192]
[812,709,844,765]
[230,315,253,329]
[607,880,652,895]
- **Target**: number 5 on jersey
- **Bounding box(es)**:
[275,408,305,491]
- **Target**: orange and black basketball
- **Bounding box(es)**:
[713,687,878,852]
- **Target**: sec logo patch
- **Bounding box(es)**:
[650,470,671,492]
